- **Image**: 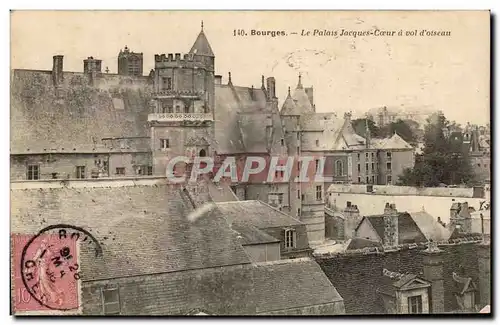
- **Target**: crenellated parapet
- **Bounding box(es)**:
[154,53,209,69]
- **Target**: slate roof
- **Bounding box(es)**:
[280,90,299,115]
[215,200,303,229]
[11,69,152,154]
[231,223,280,246]
[213,85,272,154]
[10,183,251,281]
[189,30,215,57]
[252,258,344,314]
[357,213,427,244]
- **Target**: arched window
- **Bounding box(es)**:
[199,149,207,157]
[335,160,344,176]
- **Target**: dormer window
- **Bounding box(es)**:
[408,295,423,314]
[284,228,296,249]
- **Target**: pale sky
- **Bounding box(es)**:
[11,10,490,125]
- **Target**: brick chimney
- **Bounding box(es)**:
[476,242,491,307]
[421,242,444,313]
[383,203,399,246]
[52,55,64,86]
[305,86,314,107]
[214,75,222,85]
[343,201,362,240]
[266,77,276,100]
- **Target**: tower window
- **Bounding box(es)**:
[162,77,172,91]
[316,185,322,201]
[160,139,170,149]
[281,138,284,146]
[116,167,125,175]
[335,160,344,176]
[316,139,319,147]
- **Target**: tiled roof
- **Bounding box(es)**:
[189,30,215,57]
[252,258,344,314]
[10,183,251,281]
[215,200,303,229]
[11,69,152,154]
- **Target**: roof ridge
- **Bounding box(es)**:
[257,200,304,224]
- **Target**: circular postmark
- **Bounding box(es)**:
[20,224,103,311]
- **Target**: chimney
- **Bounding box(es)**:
[214,75,222,85]
[421,242,445,313]
[476,242,491,307]
[383,203,399,246]
[52,55,64,86]
[266,77,276,100]
[305,86,314,106]
[343,201,361,240]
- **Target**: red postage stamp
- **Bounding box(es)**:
[12,229,82,313]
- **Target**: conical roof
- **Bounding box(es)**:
[189,26,214,57]
[280,87,299,115]
[291,74,314,113]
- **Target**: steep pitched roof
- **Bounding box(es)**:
[292,87,314,114]
[252,258,344,314]
[359,213,427,245]
[370,132,413,150]
[10,182,251,281]
[213,85,270,154]
[215,200,303,229]
[189,30,215,57]
[410,211,451,241]
[11,69,152,154]
[280,89,299,115]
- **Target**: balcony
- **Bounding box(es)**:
[148,113,213,123]
[154,90,204,99]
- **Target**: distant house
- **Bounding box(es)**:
[354,203,450,247]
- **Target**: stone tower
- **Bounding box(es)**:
[118,46,144,76]
[148,22,215,178]
[280,75,325,244]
